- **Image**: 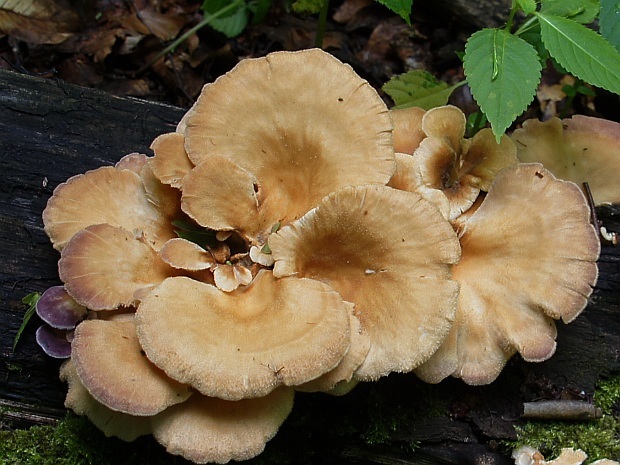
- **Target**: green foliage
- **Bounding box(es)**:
[13,292,41,351]
[202,0,273,38]
[600,0,620,50]
[291,0,326,14]
[539,0,600,23]
[464,28,541,140]
[374,0,413,25]
[382,70,462,110]
[511,376,620,461]
[172,219,217,248]
[536,13,620,95]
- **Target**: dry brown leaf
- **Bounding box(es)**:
[0,0,79,44]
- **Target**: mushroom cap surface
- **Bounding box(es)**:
[36,285,87,330]
[416,163,600,385]
[135,271,351,400]
[152,388,294,464]
[512,115,620,204]
[36,325,72,358]
[72,318,192,415]
[149,132,194,189]
[181,48,395,244]
[270,184,461,380]
[59,223,176,310]
[391,106,426,154]
[43,166,176,251]
[60,360,152,441]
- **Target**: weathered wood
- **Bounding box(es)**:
[0,68,618,462]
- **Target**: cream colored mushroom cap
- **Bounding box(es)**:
[181,48,395,243]
[60,360,152,441]
[391,106,426,154]
[149,132,194,189]
[72,318,191,416]
[59,224,176,310]
[416,163,600,385]
[512,116,620,204]
[152,388,294,464]
[270,184,461,380]
[135,271,351,400]
[43,166,175,251]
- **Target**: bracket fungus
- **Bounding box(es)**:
[37,45,607,463]
[512,115,620,205]
[415,163,600,385]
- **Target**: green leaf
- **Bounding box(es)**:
[248,0,273,24]
[463,28,541,141]
[172,219,218,248]
[374,0,413,25]
[600,0,620,50]
[540,0,600,23]
[292,0,326,14]
[13,292,41,351]
[536,13,620,95]
[202,0,249,38]
[516,0,537,15]
[382,70,458,110]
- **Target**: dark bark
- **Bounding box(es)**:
[0,68,618,463]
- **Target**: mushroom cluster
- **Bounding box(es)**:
[39,48,601,463]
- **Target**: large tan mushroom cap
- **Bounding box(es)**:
[512,115,620,204]
[59,224,177,310]
[136,271,350,400]
[391,106,426,154]
[152,388,294,464]
[181,48,395,244]
[72,318,192,415]
[149,132,194,189]
[60,360,152,441]
[43,166,176,251]
[416,163,600,385]
[270,185,461,380]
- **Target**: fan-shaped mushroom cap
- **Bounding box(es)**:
[43,166,176,251]
[152,388,294,464]
[36,285,87,330]
[72,318,192,415]
[115,152,149,173]
[60,360,152,441]
[415,163,600,385]
[160,238,215,271]
[269,184,461,380]
[59,224,177,310]
[36,325,72,358]
[135,271,350,400]
[391,107,426,154]
[149,132,194,189]
[512,115,620,204]
[181,48,395,244]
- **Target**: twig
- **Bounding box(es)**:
[522,400,602,420]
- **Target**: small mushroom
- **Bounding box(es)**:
[512,115,620,204]
[60,360,152,441]
[36,285,87,330]
[415,163,600,385]
[391,106,426,154]
[36,325,72,358]
[269,184,461,380]
[180,48,395,245]
[151,388,294,464]
[72,318,192,416]
[59,224,177,310]
[149,132,194,189]
[135,271,351,400]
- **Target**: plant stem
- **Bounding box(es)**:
[314,0,330,49]
[505,2,519,33]
[140,0,244,73]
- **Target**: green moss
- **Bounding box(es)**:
[511,376,620,462]
[0,413,187,465]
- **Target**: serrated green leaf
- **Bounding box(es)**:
[375,0,413,25]
[536,13,620,95]
[202,0,249,38]
[13,292,41,351]
[463,28,541,141]
[600,0,620,50]
[382,70,457,110]
[517,0,537,15]
[540,0,600,23]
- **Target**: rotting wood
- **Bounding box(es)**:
[0,68,619,462]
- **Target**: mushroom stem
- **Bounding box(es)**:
[522,400,602,420]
